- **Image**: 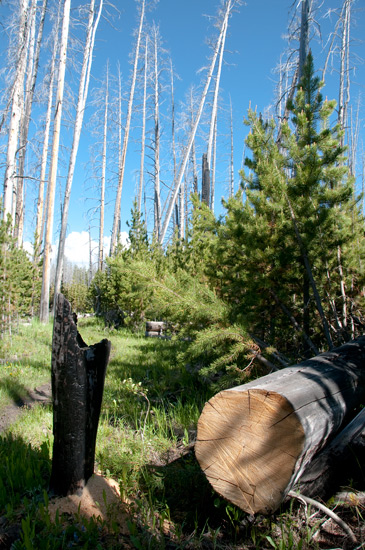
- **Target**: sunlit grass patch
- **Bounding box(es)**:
[7,403,53,451]
[0,319,52,409]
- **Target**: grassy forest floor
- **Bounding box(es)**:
[0,317,364,549]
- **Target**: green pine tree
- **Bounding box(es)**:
[216,52,364,358]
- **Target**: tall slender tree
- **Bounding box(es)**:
[3,0,30,222]
[151,23,161,240]
[98,61,109,272]
[160,0,236,243]
[110,0,146,255]
[39,0,71,323]
[14,0,48,246]
[34,1,61,261]
[53,0,103,303]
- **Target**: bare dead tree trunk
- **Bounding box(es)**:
[88,227,93,285]
[15,0,48,246]
[210,115,217,210]
[3,0,30,222]
[189,89,198,195]
[138,35,148,216]
[201,153,210,206]
[152,24,161,240]
[98,61,108,272]
[34,2,61,261]
[39,0,71,323]
[110,0,145,255]
[229,95,234,198]
[169,59,179,234]
[54,0,103,303]
[298,0,311,82]
[206,0,230,208]
[160,0,234,243]
[338,0,352,148]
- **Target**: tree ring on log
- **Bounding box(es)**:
[195,389,305,514]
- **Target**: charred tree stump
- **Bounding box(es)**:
[195,337,365,515]
[49,294,111,496]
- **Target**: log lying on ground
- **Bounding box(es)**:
[297,406,365,500]
[195,337,365,515]
[145,321,168,338]
[49,294,111,497]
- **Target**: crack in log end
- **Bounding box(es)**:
[196,388,305,514]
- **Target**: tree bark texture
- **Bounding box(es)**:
[49,294,111,496]
[297,406,365,500]
[201,153,210,206]
[195,337,365,515]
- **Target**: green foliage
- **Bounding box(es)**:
[0,434,51,514]
[0,212,38,337]
[62,266,91,313]
[217,52,365,357]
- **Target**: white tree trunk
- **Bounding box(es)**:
[206,0,230,208]
[39,0,71,323]
[159,0,234,243]
[229,95,234,198]
[54,0,103,302]
[34,2,60,260]
[15,0,48,247]
[338,0,352,147]
[138,35,148,215]
[152,25,161,240]
[110,0,145,255]
[98,62,108,272]
[3,0,30,222]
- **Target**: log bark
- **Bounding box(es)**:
[49,294,111,496]
[297,406,365,500]
[195,337,365,515]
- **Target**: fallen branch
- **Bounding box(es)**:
[288,490,357,544]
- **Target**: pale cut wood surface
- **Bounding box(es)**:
[196,337,365,514]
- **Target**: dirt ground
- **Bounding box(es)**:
[0,382,52,433]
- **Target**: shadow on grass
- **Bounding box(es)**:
[107,333,209,404]
[0,376,32,407]
[143,449,224,533]
[0,433,51,514]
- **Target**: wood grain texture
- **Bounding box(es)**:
[196,337,365,514]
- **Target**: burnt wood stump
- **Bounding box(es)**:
[49,294,111,496]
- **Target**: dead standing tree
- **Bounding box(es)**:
[50,294,111,496]
[109,0,146,256]
[159,0,236,244]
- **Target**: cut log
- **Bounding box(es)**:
[195,337,365,515]
[146,321,166,332]
[49,294,111,497]
[297,406,365,500]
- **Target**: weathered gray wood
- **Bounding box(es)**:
[297,407,365,500]
[146,321,166,332]
[201,153,210,206]
[49,294,111,496]
[195,337,365,515]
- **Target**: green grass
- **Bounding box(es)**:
[0,319,52,407]
[0,316,356,549]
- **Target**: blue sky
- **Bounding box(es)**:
[1,0,364,266]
